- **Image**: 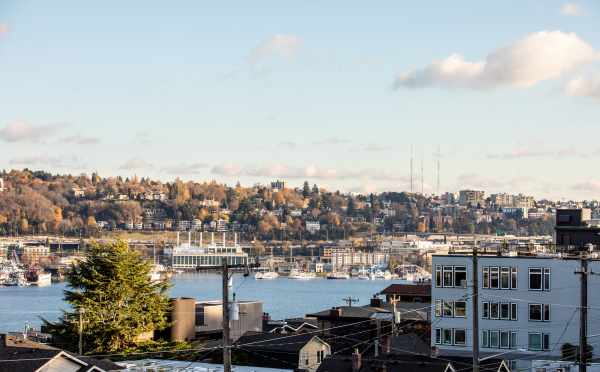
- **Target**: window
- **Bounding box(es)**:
[510,332,517,349]
[529,304,542,321]
[443,301,454,317]
[500,331,510,349]
[482,302,489,319]
[483,267,489,288]
[454,301,466,317]
[436,266,442,287]
[490,303,499,319]
[482,331,489,348]
[435,328,442,344]
[454,266,467,288]
[454,329,466,346]
[500,303,510,320]
[443,266,454,287]
[317,350,325,363]
[529,333,550,351]
[490,331,499,348]
[501,267,510,289]
[490,267,500,289]
[435,300,442,317]
[529,268,542,290]
[195,308,205,326]
[511,303,518,320]
[511,267,518,289]
[543,268,551,291]
[443,329,453,345]
[543,304,550,321]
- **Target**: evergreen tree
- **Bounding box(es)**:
[302,181,310,198]
[43,240,170,354]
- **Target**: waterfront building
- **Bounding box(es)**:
[306,221,321,234]
[458,190,485,207]
[169,232,248,269]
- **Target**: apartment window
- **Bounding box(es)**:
[482,330,489,348]
[529,333,550,351]
[443,266,454,287]
[529,304,550,321]
[454,266,467,288]
[436,266,442,287]
[482,302,489,319]
[500,331,510,349]
[511,267,518,289]
[454,301,466,317]
[443,329,453,345]
[483,267,489,289]
[490,331,499,348]
[490,267,500,289]
[510,332,517,349]
[454,329,466,346]
[490,303,499,319]
[435,300,442,317]
[443,301,454,317]
[543,268,551,291]
[435,328,442,344]
[500,303,510,320]
[529,268,550,291]
[501,267,510,289]
[511,303,518,320]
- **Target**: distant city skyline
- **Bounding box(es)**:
[1,1,600,200]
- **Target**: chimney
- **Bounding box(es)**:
[352,349,362,372]
[262,312,271,321]
[329,307,342,318]
[370,296,383,308]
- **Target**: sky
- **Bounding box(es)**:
[1,1,600,200]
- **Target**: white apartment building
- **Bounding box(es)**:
[431,253,600,368]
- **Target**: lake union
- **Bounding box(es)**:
[0,273,399,333]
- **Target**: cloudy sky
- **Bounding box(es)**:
[1,1,600,199]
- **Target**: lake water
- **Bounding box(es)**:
[0,273,398,333]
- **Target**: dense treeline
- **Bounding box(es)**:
[0,169,554,238]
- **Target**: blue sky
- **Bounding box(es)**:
[1,1,600,199]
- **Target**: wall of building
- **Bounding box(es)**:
[431,254,600,358]
[298,338,331,372]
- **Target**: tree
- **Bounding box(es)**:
[43,240,171,353]
[302,181,310,198]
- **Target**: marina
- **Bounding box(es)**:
[0,272,407,333]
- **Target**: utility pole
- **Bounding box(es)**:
[576,251,589,372]
[222,261,232,372]
[472,246,479,372]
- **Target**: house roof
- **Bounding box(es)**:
[380,284,431,297]
[306,306,390,320]
[0,334,122,372]
[235,332,328,353]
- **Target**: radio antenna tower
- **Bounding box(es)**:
[410,145,414,193]
[436,145,441,195]
[420,148,424,195]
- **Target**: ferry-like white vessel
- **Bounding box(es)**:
[255,271,279,280]
[326,271,350,280]
[288,270,316,280]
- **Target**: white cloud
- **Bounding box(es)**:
[486,145,582,160]
[0,121,68,142]
[564,73,600,101]
[394,31,598,89]
[312,137,351,146]
[161,162,209,175]
[119,158,153,170]
[211,163,405,181]
[10,154,86,169]
[561,3,583,16]
[249,34,301,64]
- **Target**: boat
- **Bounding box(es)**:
[30,272,52,286]
[372,270,393,280]
[288,270,316,280]
[326,272,350,280]
[5,272,30,287]
[255,271,279,280]
[357,267,370,280]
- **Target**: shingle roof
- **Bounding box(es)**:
[235,332,326,353]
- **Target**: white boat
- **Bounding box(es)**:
[373,270,393,280]
[357,267,370,280]
[327,272,350,280]
[32,272,52,286]
[288,270,316,280]
[255,271,279,280]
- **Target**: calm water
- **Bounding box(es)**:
[0,274,397,333]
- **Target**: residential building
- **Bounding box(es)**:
[71,186,85,198]
[234,333,331,372]
[0,178,4,192]
[0,333,122,372]
[120,359,292,372]
[491,193,514,208]
[459,190,485,207]
[554,208,600,248]
[379,283,431,303]
[169,233,248,269]
[431,251,600,369]
[306,221,321,234]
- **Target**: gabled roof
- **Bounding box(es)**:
[235,332,328,354]
[306,306,390,320]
